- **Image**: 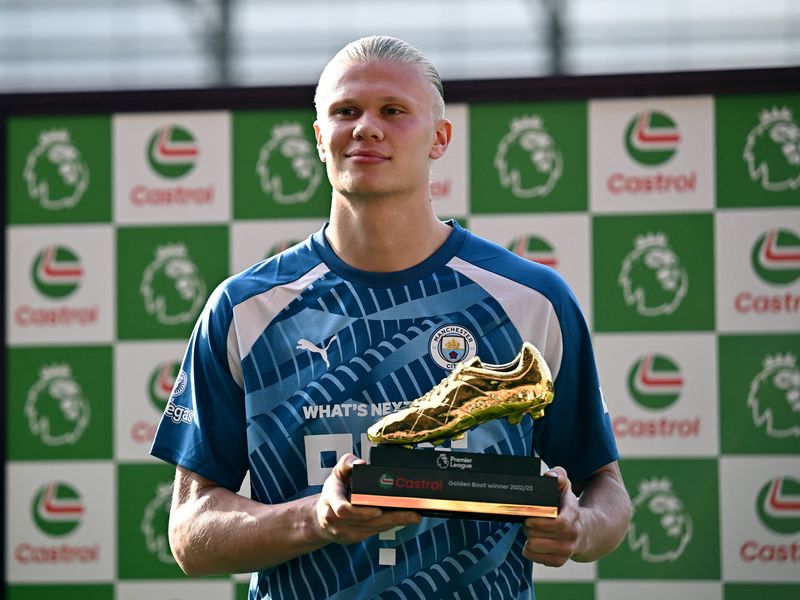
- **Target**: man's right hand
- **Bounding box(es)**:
[314,453,421,544]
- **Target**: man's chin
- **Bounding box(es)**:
[335,180,396,200]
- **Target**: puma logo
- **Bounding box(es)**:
[297,336,337,368]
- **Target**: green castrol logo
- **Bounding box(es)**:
[146,125,198,179]
[31,482,84,536]
[624,110,680,166]
[756,476,800,535]
[751,228,800,286]
[31,245,83,299]
[627,353,683,410]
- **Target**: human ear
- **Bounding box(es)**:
[313,121,326,162]
[429,118,452,160]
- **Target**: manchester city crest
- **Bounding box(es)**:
[429,324,477,370]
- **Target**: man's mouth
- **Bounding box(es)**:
[346,149,389,161]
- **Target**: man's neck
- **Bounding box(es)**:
[325,191,452,272]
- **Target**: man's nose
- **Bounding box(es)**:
[353,113,383,140]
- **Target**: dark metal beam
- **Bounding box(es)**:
[540,0,565,75]
[174,0,235,85]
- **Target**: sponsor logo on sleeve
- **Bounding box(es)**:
[164,400,194,425]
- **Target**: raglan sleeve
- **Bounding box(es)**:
[532,284,620,484]
[149,281,249,492]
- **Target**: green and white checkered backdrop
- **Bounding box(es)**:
[3,70,799,600]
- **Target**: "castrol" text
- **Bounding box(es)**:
[15,543,99,564]
[613,416,700,438]
[15,305,99,326]
[607,172,697,195]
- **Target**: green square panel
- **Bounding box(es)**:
[593,213,715,332]
[599,458,720,580]
[6,115,112,224]
[6,345,112,460]
[117,463,185,579]
[716,93,800,208]
[469,101,588,213]
[232,109,331,219]
[719,334,800,454]
[116,225,229,340]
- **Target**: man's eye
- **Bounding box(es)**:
[333,107,356,117]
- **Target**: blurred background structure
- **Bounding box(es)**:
[0,0,798,93]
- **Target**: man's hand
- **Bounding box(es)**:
[522,462,631,566]
[314,453,421,545]
[522,466,585,566]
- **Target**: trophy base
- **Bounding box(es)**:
[350,446,558,522]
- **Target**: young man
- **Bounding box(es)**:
[151,35,631,599]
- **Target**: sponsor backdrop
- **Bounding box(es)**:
[3,70,799,599]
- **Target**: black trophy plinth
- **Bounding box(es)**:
[350,446,558,522]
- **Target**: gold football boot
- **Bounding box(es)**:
[367,342,554,446]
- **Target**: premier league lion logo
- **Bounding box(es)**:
[23,129,89,210]
[744,107,800,192]
[618,232,688,317]
[628,477,693,562]
[25,364,91,446]
[494,115,563,199]
[140,244,206,326]
[256,122,323,204]
[141,481,177,564]
[747,353,800,438]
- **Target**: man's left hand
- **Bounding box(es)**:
[521,466,585,567]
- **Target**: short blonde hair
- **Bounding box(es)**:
[314,35,445,120]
